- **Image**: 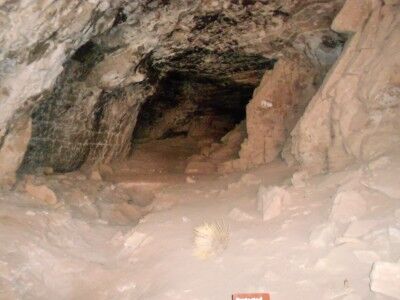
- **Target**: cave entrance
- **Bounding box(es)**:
[121,49,277,179]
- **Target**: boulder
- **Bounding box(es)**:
[0,116,32,187]
[228,208,254,222]
[370,261,400,299]
[25,183,58,205]
[257,186,290,221]
[331,0,370,34]
[289,0,400,173]
[330,190,367,223]
[343,220,378,238]
[309,222,338,248]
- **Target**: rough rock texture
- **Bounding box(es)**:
[185,120,247,174]
[237,55,319,170]
[25,183,58,205]
[0,0,122,151]
[288,0,400,174]
[0,116,31,187]
[257,185,290,221]
[1,0,345,178]
[370,261,400,299]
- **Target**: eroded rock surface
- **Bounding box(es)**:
[288,0,400,174]
[1,0,345,177]
[0,115,31,187]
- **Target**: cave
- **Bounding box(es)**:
[1,1,400,299]
[128,49,277,176]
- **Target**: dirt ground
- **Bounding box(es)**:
[1,156,399,299]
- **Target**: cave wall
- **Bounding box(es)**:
[220,53,321,173]
[0,0,124,185]
[287,0,400,174]
[133,50,276,141]
[0,0,122,143]
[0,0,346,182]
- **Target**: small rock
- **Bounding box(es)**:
[353,250,380,264]
[370,261,400,299]
[291,170,309,188]
[90,170,102,181]
[98,164,114,179]
[257,186,290,221]
[228,208,254,222]
[330,190,367,223]
[0,116,31,188]
[388,226,400,241]
[368,156,391,171]
[118,202,142,222]
[363,155,400,199]
[43,167,54,175]
[344,220,379,238]
[25,183,58,205]
[309,222,338,248]
[124,231,150,249]
[315,245,360,274]
[186,176,196,184]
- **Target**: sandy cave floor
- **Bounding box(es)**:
[0,159,400,300]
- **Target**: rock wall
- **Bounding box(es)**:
[1,0,345,180]
[220,54,320,173]
[0,0,122,143]
[287,0,400,174]
[0,116,31,187]
[0,0,123,179]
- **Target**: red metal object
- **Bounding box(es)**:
[232,293,270,300]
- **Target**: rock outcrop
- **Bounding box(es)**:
[0,0,345,179]
[235,55,319,170]
[288,0,400,174]
[0,116,31,187]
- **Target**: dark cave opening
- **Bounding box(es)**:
[18,43,277,176]
[129,49,277,175]
[132,70,254,142]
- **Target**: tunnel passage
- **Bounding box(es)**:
[18,42,276,176]
[128,48,277,175]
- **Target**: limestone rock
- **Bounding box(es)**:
[1,0,344,174]
[290,0,400,173]
[331,0,370,33]
[0,116,31,187]
[370,261,400,299]
[228,208,254,222]
[257,186,290,221]
[25,183,58,205]
[291,171,309,188]
[123,231,151,250]
[309,222,338,248]
[90,170,102,181]
[0,0,122,167]
[186,176,196,184]
[344,220,379,238]
[237,57,319,170]
[99,202,142,226]
[353,250,380,264]
[363,155,400,199]
[330,190,367,223]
